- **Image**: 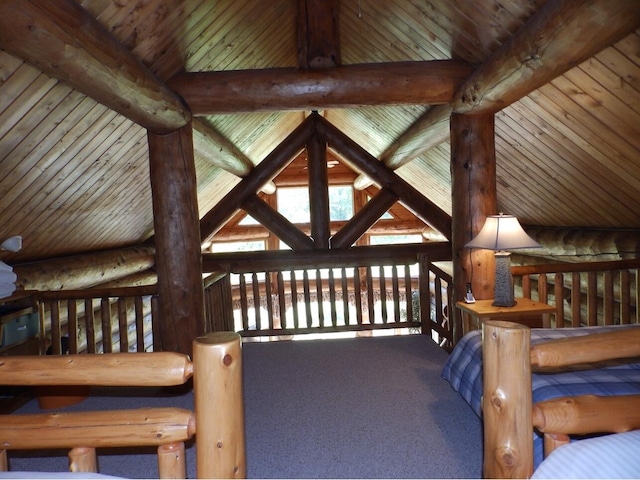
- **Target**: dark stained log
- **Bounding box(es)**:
[453,0,640,115]
[242,195,315,251]
[0,0,189,134]
[297,0,340,69]
[330,188,399,249]
[353,105,452,190]
[148,124,204,355]
[450,114,497,341]
[14,246,156,291]
[199,115,314,240]
[314,113,452,240]
[203,242,452,273]
[169,61,474,114]
[193,119,276,194]
[307,133,331,248]
[212,217,429,242]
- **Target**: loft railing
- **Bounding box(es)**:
[512,258,640,327]
[36,286,158,354]
[202,243,454,347]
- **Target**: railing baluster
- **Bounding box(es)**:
[290,270,299,330]
[341,268,350,326]
[118,297,128,352]
[354,267,363,326]
[315,269,325,328]
[303,270,312,328]
[522,275,531,298]
[554,273,565,327]
[603,270,614,325]
[67,300,78,354]
[379,267,387,324]
[366,266,375,324]
[264,272,274,330]
[134,296,145,352]
[251,273,261,331]
[85,299,96,354]
[277,271,286,330]
[391,265,400,323]
[621,269,631,325]
[101,298,112,353]
[538,274,548,304]
[239,274,249,332]
[587,272,597,326]
[404,265,413,324]
[50,300,61,354]
[328,268,337,327]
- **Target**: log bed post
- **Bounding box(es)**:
[193,331,246,479]
[482,320,533,479]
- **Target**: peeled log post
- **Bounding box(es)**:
[482,320,533,479]
[193,332,246,479]
[148,124,205,355]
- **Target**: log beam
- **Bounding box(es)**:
[353,105,452,190]
[297,0,340,69]
[314,113,452,240]
[308,133,331,248]
[0,0,190,134]
[169,61,473,114]
[452,0,640,115]
[13,246,156,291]
[199,115,314,240]
[148,124,204,355]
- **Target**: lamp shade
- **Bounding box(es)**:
[465,214,540,251]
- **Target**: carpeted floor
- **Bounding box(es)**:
[7,334,482,478]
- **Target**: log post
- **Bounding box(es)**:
[193,332,246,479]
[450,113,497,342]
[68,447,97,473]
[157,442,187,479]
[148,124,205,355]
[482,320,533,479]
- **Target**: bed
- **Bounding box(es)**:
[0,331,245,479]
[442,321,640,478]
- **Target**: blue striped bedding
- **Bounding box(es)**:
[441,324,640,469]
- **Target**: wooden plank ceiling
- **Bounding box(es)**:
[0,0,639,265]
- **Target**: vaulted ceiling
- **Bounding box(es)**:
[0,0,639,266]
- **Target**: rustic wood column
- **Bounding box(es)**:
[451,113,497,341]
[148,124,205,355]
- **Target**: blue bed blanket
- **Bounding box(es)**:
[441,324,640,467]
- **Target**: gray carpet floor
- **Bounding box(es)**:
[8,334,482,478]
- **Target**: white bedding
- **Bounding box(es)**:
[531,429,640,479]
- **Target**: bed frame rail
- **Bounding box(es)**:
[0,331,246,479]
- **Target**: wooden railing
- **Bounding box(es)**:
[36,285,159,355]
[512,258,640,327]
[202,243,454,346]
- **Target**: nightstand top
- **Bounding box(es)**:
[456,297,555,318]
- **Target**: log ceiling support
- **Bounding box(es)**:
[297,0,340,69]
[330,188,399,249]
[148,124,205,355]
[307,132,331,248]
[168,61,473,114]
[450,113,497,343]
[314,114,452,240]
[0,0,190,135]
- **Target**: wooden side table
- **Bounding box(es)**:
[456,297,555,335]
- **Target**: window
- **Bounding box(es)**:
[277,185,354,223]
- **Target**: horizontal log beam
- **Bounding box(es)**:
[203,242,452,273]
[169,61,473,114]
[0,0,190,134]
[453,0,640,115]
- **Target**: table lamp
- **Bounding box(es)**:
[465,214,540,307]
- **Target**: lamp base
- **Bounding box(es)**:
[492,251,515,307]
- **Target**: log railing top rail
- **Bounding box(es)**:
[203,242,451,273]
[35,285,158,301]
[512,258,640,276]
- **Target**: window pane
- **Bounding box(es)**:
[329,186,353,221]
[211,241,265,253]
[277,187,310,223]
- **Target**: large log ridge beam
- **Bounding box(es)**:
[0,0,190,134]
[168,61,474,114]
